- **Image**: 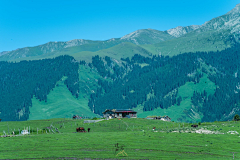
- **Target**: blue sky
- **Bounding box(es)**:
[0,0,240,52]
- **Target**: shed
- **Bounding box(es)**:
[21,130,29,135]
[146,115,171,122]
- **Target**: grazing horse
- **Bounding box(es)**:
[88,128,90,132]
[76,127,86,132]
[191,125,198,128]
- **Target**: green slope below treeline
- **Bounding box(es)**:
[29,77,97,120]
[136,73,216,122]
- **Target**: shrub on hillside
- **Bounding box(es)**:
[233,114,240,121]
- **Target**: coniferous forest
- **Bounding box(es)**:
[88,43,240,122]
[1,43,240,122]
[0,55,79,121]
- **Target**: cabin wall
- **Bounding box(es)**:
[131,113,137,118]
[104,111,137,118]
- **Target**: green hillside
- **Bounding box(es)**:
[0,39,125,61]
[7,29,234,64]
[8,42,153,63]
[29,77,98,120]
[29,64,109,120]
[136,73,216,122]
[70,42,152,63]
[1,4,240,122]
[78,65,108,100]
[141,30,233,57]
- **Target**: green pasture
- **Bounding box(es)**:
[0,118,240,159]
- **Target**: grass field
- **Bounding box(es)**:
[0,118,240,159]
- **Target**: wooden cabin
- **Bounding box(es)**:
[103,109,137,119]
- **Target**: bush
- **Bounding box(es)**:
[233,114,240,121]
[92,117,98,120]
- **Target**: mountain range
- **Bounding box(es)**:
[1,4,240,122]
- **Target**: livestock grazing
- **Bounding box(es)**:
[88,128,90,132]
[191,125,198,128]
[153,127,156,130]
[76,127,86,132]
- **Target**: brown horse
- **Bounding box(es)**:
[76,127,86,132]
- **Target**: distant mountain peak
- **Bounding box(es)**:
[120,29,157,40]
[226,3,240,15]
[64,39,89,48]
[120,29,143,42]
[120,29,174,45]
[196,3,240,34]
[167,25,201,37]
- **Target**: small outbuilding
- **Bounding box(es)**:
[21,130,30,135]
[103,109,137,119]
[160,116,171,121]
[146,115,171,122]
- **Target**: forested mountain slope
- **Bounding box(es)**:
[2,4,240,122]
[1,43,240,122]
[0,55,80,121]
[86,43,240,122]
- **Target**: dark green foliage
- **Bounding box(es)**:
[233,114,240,121]
[105,56,112,67]
[92,55,107,77]
[177,96,182,106]
[89,51,201,115]
[3,40,240,122]
[88,43,240,122]
[0,55,79,121]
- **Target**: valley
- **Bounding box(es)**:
[2,2,240,160]
[1,4,240,123]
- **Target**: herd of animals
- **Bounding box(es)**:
[76,127,90,132]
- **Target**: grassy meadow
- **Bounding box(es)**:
[0,118,240,159]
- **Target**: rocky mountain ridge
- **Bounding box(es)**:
[1,4,240,61]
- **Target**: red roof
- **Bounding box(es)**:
[115,111,137,113]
